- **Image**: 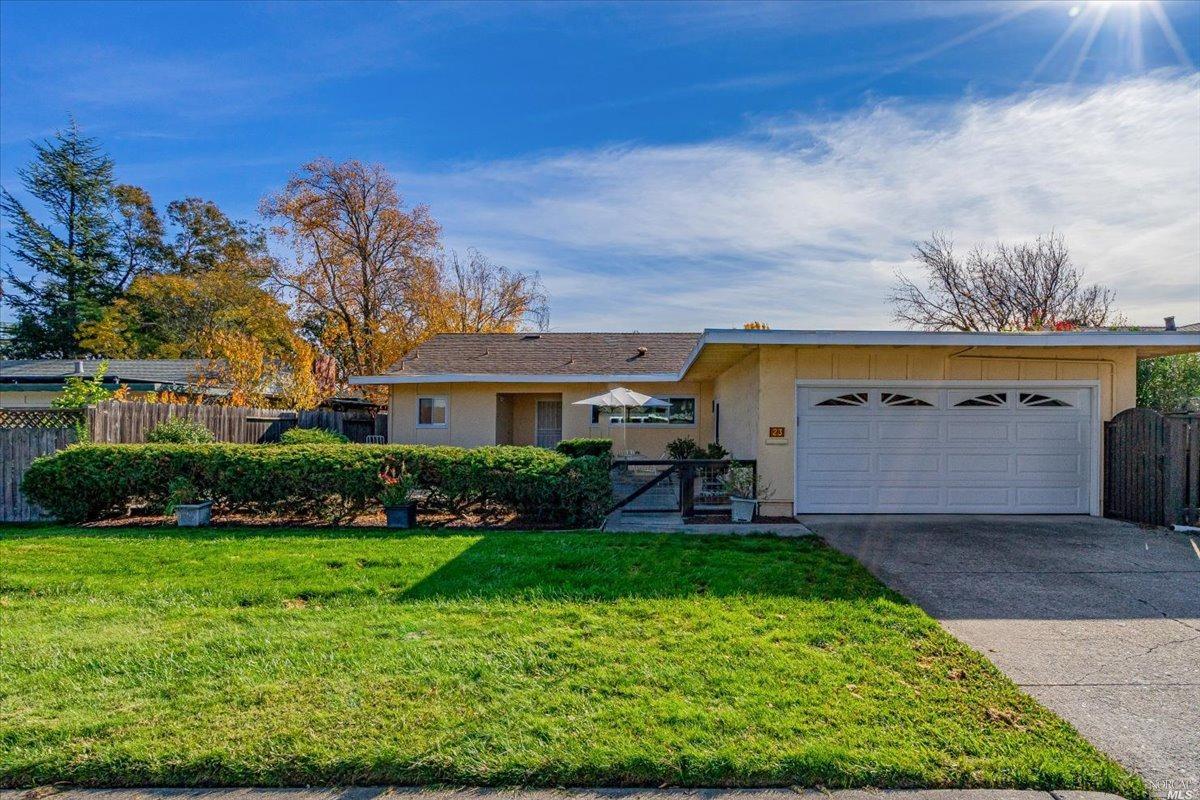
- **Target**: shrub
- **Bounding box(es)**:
[555,437,612,458]
[665,437,700,460]
[279,427,349,445]
[23,444,611,527]
[146,416,216,444]
[666,437,729,460]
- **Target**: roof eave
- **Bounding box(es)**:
[350,372,683,385]
[351,329,1200,384]
[698,328,1200,347]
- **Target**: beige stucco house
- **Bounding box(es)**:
[352,328,1200,518]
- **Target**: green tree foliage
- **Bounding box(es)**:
[111,184,165,289]
[80,198,286,358]
[51,361,116,408]
[146,416,216,444]
[1,119,121,357]
[1137,354,1200,413]
[165,197,270,278]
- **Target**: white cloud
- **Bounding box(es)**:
[404,73,1200,330]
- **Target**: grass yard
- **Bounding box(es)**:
[0,526,1142,795]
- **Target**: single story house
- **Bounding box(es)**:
[0,359,225,408]
[351,327,1200,517]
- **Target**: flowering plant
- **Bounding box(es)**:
[378,464,418,507]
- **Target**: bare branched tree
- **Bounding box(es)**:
[437,248,549,333]
[261,158,442,379]
[889,232,1116,331]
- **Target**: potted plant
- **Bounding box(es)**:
[722,465,772,523]
[167,476,212,527]
[379,464,419,528]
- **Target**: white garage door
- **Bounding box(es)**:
[795,384,1096,514]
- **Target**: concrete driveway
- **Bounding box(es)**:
[800,515,1200,797]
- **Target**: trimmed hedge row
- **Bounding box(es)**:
[554,437,612,458]
[22,444,612,527]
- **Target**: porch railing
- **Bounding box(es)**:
[608,459,757,516]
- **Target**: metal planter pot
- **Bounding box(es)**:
[385,503,418,529]
[175,501,213,527]
[730,496,757,523]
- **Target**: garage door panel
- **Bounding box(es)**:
[804,452,872,473]
[796,385,1094,514]
[877,452,941,472]
[1016,453,1081,475]
[946,486,1011,508]
[877,486,941,506]
[946,420,1011,441]
[1016,421,1080,441]
[801,486,874,508]
[1016,486,1082,508]
[806,420,871,440]
[878,420,941,440]
[946,453,1009,474]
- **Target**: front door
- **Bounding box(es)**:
[535,400,563,448]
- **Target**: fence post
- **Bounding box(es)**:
[680,463,694,517]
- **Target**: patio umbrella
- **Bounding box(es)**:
[573,387,670,454]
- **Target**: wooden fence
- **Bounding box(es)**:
[1,426,76,522]
[1105,408,1200,527]
[86,400,386,444]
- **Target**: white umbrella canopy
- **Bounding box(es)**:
[573,388,670,453]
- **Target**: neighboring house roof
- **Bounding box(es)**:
[351,327,1200,385]
[0,359,224,391]
[375,332,702,380]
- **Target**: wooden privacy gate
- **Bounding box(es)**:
[1105,408,1200,527]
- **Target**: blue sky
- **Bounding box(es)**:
[2,0,1199,329]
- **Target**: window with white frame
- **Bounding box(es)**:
[591,397,696,425]
[417,396,448,427]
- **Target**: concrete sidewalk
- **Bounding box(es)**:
[0,788,1132,800]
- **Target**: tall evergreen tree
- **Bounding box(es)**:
[1,118,120,357]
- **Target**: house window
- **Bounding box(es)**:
[1019,392,1072,408]
[954,392,1008,408]
[815,392,868,407]
[417,396,448,427]
[881,392,934,408]
[591,397,696,425]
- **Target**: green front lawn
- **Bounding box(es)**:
[0,527,1141,795]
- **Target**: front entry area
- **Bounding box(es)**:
[495,393,563,448]
[794,383,1098,514]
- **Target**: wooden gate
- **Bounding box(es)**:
[1105,408,1200,527]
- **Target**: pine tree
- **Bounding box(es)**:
[1,118,120,357]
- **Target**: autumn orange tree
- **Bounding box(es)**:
[80,196,320,408]
[262,158,547,382]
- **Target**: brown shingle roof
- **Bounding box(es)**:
[385,332,700,377]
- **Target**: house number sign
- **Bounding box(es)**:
[768,426,786,438]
